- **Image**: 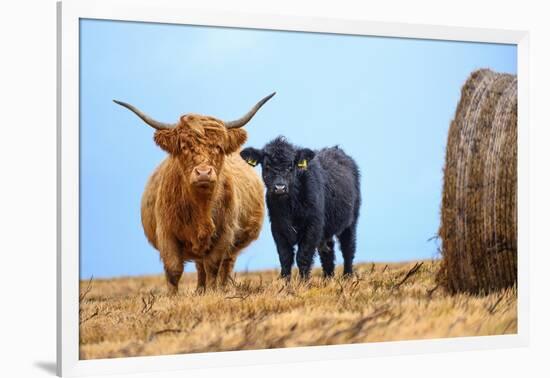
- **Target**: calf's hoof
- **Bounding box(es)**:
[342,271,355,280]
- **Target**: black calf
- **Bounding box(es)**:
[241,136,361,279]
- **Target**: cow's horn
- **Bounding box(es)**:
[113,100,176,130]
[224,92,276,129]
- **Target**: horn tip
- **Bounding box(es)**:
[260,92,276,105]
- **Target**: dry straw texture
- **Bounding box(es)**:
[438,69,517,294]
[79,262,516,359]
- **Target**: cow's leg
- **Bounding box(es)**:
[338,224,357,277]
[202,227,236,290]
[158,234,184,295]
[217,227,254,289]
[319,238,336,278]
[218,256,236,288]
[203,258,220,291]
[195,260,206,293]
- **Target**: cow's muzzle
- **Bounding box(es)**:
[191,166,216,188]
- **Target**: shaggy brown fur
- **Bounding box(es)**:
[139,114,265,294]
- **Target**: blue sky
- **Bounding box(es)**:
[79,19,516,279]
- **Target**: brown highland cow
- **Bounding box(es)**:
[113,93,274,293]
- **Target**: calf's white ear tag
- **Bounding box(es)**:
[297,159,308,170]
[246,158,258,167]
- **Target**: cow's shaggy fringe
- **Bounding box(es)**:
[438,69,517,294]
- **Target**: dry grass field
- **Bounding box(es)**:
[79,261,517,359]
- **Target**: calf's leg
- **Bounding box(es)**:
[296,226,322,280]
[275,239,295,280]
[296,245,316,280]
[318,238,336,278]
[338,224,357,276]
[271,226,295,279]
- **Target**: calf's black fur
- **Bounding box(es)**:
[241,137,361,279]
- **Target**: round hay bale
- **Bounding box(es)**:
[437,69,517,294]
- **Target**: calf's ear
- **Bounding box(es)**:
[154,129,181,154]
[240,147,264,167]
[295,148,315,170]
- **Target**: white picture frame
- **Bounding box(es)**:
[57,1,530,376]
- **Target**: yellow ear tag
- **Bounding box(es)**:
[247,158,258,167]
[297,159,308,170]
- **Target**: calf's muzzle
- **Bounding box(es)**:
[273,184,288,195]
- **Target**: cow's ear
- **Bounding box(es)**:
[225,129,248,154]
[154,129,181,154]
[240,147,264,167]
[295,148,315,170]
